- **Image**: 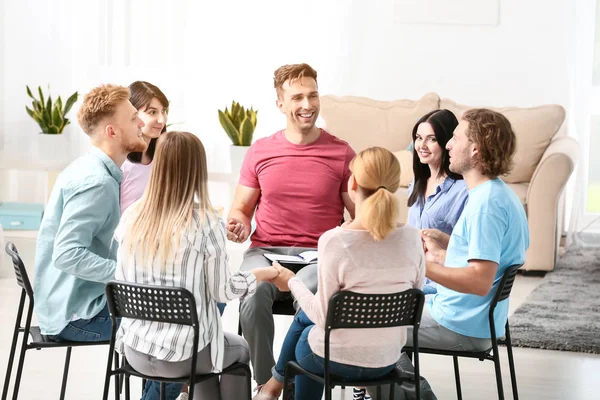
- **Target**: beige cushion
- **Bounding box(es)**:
[440,99,565,183]
[393,150,415,188]
[320,93,440,153]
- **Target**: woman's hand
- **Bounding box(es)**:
[269,262,296,292]
[421,231,447,265]
[420,228,450,249]
[252,266,280,283]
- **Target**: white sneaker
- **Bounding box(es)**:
[175,393,189,400]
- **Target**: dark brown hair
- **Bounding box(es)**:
[462,108,516,177]
[127,81,169,163]
[273,63,318,99]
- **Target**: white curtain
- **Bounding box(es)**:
[566,0,600,248]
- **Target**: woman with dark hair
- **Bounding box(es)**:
[407,109,469,295]
[120,81,169,215]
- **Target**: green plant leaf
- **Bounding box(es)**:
[26,86,34,99]
[239,116,255,146]
[63,92,78,115]
[56,96,63,113]
[52,105,63,131]
[247,108,258,128]
[38,86,45,107]
[235,104,245,128]
[25,106,35,119]
[218,109,241,145]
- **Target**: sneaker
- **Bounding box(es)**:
[353,387,372,400]
[175,393,189,400]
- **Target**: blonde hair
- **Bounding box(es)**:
[124,131,215,265]
[350,147,401,241]
[77,84,130,135]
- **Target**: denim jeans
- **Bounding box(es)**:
[141,301,228,400]
[273,311,395,400]
[50,303,113,342]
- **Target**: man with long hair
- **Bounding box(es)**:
[226,63,356,391]
[33,84,146,342]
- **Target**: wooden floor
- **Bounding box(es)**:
[1,235,599,399]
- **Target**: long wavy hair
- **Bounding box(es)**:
[407,109,462,207]
[123,131,215,265]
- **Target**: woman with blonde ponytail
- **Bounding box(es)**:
[255,147,426,400]
[113,131,279,400]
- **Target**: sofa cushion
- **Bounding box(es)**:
[320,93,440,153]
[440,99,565,184]
[393,150,414,188]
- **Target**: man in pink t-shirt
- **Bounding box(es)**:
[226,63,355,387]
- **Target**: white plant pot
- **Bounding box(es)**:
[38,132,70,162]
[229,145,250,173]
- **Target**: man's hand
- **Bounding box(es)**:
[420,228,450,249]
[226,218,250,243]
[269,262,296,292]
[421,230,447,266]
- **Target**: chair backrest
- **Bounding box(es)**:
[105,281,198,327]
[490,264,523,311]
[5,242,34,299]
[326,289,424,331]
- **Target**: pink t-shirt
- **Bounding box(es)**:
[120,159,153,215]
[239,129,355,248]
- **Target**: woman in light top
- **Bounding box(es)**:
[114,131,279,400]
[408,109,469,294]
[120,81,169,215]
[254,147,426,400]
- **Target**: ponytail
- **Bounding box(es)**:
[361,187,399,241]
[350,147,401,241]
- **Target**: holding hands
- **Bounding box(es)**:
[420,229,447,266]
[268,262,296,292]
[226,218,250,243]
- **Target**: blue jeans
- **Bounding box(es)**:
[141,302,227,400]
[273,311,395,400]
[51,304,113,342]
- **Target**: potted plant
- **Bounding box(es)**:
[25,85,78,161]
[218,101,257,172]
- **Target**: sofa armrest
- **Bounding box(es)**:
[524,137,579,271]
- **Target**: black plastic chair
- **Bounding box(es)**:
[2,241,113,400]
[283,288,425,400]
[404,264,522,400]
[103,281,252,400]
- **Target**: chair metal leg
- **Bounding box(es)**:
[504,324,519,400]
[11,325,30,400]
[491,343,505,400]
[1,315,22,400]
[58,347,72,400]
[124,375,131,400]
[102,347,115,400]
[452,356,462,400]
[114,352,120,400]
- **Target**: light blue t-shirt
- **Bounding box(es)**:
[34,147,122,335]
[428,178,529,339]
[407,177,469,236]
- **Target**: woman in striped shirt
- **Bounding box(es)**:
[114,131,279,400]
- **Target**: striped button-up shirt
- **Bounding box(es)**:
[114,208,256,372]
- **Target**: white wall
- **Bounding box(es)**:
[1,0,572,176]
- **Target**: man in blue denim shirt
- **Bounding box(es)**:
[33,84,146,341]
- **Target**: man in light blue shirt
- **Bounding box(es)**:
[368,108,529,399]
[416,108,529,349]
[34,84,146,341]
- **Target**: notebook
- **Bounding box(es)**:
[263,250,318,265]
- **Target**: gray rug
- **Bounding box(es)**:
[510,244,600,354]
